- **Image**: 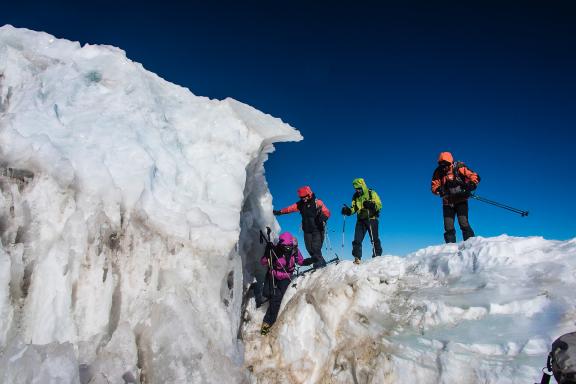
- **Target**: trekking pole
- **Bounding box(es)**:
[342,213,346,253]
[267,255,275,295]
[323,221,330,253]
[324,226,332,253]
[367,218,377,258]
[323,223,340,263]
[470,194,529,217]
[260,227,276,294]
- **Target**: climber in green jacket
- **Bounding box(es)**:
[341,178,383,264]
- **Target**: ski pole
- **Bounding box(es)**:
[342,214,346,251]
[470,194,529,217]
[323,221,329,252]
[367,218,377,258]
[323,223,340,262]
[267,254,276,295]
[260,227,277,293]
[323,223,330,254]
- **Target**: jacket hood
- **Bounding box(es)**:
[278,232,296,245]
[352,178,368,195]
[438,152,454,164]
[297,186,313,198]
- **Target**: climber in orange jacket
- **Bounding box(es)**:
[431,152,480,243]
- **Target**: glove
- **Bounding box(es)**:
[465,182,477,192]
[302,258,314,266]
[437,187,446,197]
[363,201,376,210]
[273,210,282,216]
[341,206,352,216]
[319,214,328,223]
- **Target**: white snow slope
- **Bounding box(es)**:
[0,25,301,383]
[243,235,576,384]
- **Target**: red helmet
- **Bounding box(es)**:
[297,186,313,198]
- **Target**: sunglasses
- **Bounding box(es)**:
[279,244,294,253]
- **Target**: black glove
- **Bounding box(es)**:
[437,187,446,197]
[465,182,477,192]
[363,201,376,210]
[341,206,352,216]
[319,214,328,223]
[273,210,282,216]
[302,258,314,266]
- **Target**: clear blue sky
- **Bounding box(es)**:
[3,1,575,257]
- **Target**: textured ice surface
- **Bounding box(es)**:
[0,25,300,383]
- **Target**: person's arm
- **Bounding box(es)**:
[342,195,356,216]
[350,195,359,214]
[296,248,304,266]
[279,203,299,214]
[431,168,443,195]
[273,270,290,280]
[272,257,291,280]
[458,166,479,185]
[260,250,270,266]
[316,199,331,219]
[371,190,383,211]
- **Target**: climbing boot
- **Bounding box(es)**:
[260,322,271,336]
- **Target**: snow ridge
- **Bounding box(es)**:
[243,236,576,384]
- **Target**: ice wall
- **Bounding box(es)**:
[0,25,301,383]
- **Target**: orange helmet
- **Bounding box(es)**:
[438,152,454,164]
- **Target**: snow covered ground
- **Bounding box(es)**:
[1,25,574,384]
[243,235,576,383]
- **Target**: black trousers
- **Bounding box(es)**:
[303,231,326,267]
[263,278,290,326]
[352,218,382,259]
[443,201,475,243]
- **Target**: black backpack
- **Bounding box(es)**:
[452,161,481,184]
[538,332,576,384]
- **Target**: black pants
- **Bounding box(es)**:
[443,201,475,243]
[263,278,290,326]
[352,218,382,259]
[303,231,326,267]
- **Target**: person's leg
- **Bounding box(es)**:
[352,220,367,259]
[456,201,475,240]
[367,219,382,257]
[255,272,268,308]
[302,232,315,266]
[262,279,290,327]
[311,231,326,267]
[305,231,325,265]
[443,205,457,243]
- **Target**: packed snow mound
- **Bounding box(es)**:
[0,25,301,383]
[243,235,576,384]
